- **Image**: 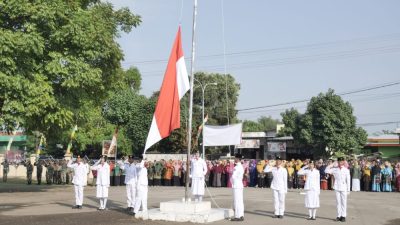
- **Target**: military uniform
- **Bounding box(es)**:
[264,158,288,219]
[34,161,43,185]
[68,157,89,209]
[1,160,9,182]
[45,162,54,185]
[25,161,34,185]
[231,154,245,221]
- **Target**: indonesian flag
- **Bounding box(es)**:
[144,26,190,152]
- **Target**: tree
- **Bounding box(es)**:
[279,89,368,157]
[242,116,279,132]
[102,89,154,155]
[0,0,141,133]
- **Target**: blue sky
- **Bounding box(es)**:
[109,0,400,135]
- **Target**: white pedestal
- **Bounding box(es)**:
[136,200,233,223]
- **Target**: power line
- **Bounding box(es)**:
[357,121,400,127]
[122,33,400,66]
[237,80,400,112]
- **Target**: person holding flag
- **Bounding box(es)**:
[190,152,207,202]
[91,155,110,210]
[230,153,245,222]
[68,156,88,209]
[118,155,138,213]
[133,154,148,217]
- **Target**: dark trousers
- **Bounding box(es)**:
[37,173,42,185]
[27,173,32,185]
[164,179,171,186]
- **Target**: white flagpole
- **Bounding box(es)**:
[185,0,198,202]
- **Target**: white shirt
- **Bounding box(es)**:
[67,160,88,186]
[120,162,138,185]
[190,158,207,178]
[298,166,320,193]
[91,162,110,187]
[136,161,148,186]
[232,162,244,189]
[264,165,288,192]
[325,166,351,192]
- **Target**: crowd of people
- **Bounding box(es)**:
[2,157,400,193]
[2,154,400,222]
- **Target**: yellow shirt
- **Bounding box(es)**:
[256,161,265,173]
[363,167,371,176]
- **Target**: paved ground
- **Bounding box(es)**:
[0,180,399,225]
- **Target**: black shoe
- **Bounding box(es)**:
[312,217,316,220]
[230,218,241,221]
[279,215,283,219]
[272,215,279,218]
[239,217,244,221]
[78,205,82,209]
[72,205,79,209]
[127,207,132,211]
[307,217,313,220]
[335,217,341,221]
[340,217,346,222]
[97,208,103,211]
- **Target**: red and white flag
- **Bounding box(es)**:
[144,27,190,152]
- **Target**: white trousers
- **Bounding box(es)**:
[273,190,286,216]
[335,191,348,218]
[233,188,244,218]
[74,185,84,206]
[96,185,109,198]
[134,185,148,214]
[126,183,136,207]
[352,179,360,192]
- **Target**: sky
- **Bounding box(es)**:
[109,0,400,135]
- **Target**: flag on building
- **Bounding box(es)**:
[144,26,190,152]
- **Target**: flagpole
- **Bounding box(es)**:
[185,0,198,201]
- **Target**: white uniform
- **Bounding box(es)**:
[325,166,351,218]
[134,160,148,214]
[298,166,320,218]
[190,158,207,201]
[120,162,138,209]
[67,160,88,206]
[264,165,288,216]
[232,162,244,219]
[91,162,110,209]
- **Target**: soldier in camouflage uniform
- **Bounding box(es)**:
[1,159,9,182]
[45,161,54,185]
[60,160,68,185]
[34,160,43,185]
[25,160,34,185]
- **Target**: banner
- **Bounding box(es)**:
[203,123,242,146]
[235,139,260,149]
[102,140,117,157]
[267,142,286,152]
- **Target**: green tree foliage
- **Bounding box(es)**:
[243,116,280,132]
[102,89,154,155]
[0,0,141,132]
[279,89,368,157]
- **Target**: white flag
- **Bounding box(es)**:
[203,123,242,146]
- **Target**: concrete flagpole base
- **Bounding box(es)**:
[135,200,233,223]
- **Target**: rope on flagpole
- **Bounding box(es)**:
[179,0,184,24]
[221,0,230,126]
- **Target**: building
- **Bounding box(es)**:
[363,134,400,159]
[0,131,27,162]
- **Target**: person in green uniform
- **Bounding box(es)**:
[1,159,9,182]
[34,160,43,185]
[45,161,54,185]
[25,160,34,185]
